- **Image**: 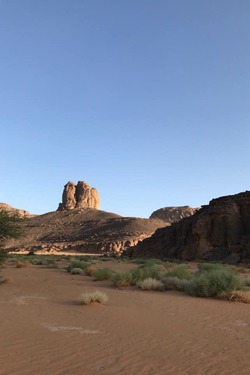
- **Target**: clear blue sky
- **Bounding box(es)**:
[1,0,249,217]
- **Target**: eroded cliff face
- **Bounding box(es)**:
[58,181,100,210]
[131,191,250,263]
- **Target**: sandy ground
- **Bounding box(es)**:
[1,262,250,375]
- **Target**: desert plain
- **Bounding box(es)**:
[1,256,250,375]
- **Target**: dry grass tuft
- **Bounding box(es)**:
[219,290,250,304]
[16,261,28,268]
[70,268,84,275]
[79,290,108,305]
[0,277,14,284]
[85,265,98,277]
[137,278,164,291]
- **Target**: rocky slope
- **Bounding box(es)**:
[6,208,167,255]
[131,191,250,263]
[149,206,198,223]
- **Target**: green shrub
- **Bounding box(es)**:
[79,290,108,305]
[137,278,164,291]
[197,262,226,273]
[71,268,84,275]
[129,267,161,285]
[112,271,134,288]
[184,269,243,298]
[67,260,91,273]
[165,265,193,280]
[93,268,114,281]
[162,276,189,291]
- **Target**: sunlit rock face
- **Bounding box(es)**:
[58,181,100,210]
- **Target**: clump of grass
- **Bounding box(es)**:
[30,258,44,265]
[162,277,189,291]
[79,290,108,305]
[184,269,243,298]
[16,261,28,268]
[165,265,193,280]
[93,268,114,281]
[71,268,84,275]
[0,277,14,284]
[219,290,250,304]
[243,276,250,287]
[137,278,164,291]
[150,264,167,274]
[85,265,98,277]
[112,271,134,288]
[197,262,226,273]
[129,267,161,285]
[67,260,90,273]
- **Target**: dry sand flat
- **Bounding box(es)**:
[1,263,250,375]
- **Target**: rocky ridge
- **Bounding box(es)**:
[0,203,33,218]
[131,191,250,263]
[149,206,198,223]
[6,208,167,255]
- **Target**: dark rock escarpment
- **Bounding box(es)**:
[131,191,250,263]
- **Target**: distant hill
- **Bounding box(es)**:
[149,206,198,223]
[0,203,34,218]
[6,208,167,255]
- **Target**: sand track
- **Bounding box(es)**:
[1,264,250,375]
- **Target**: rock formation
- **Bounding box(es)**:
[0,203,33,218]
[131,191,250,263]
[58,181,100,210]
[149,206,198,223]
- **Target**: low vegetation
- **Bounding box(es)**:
[184,269,243,298]
[137,278,164,291]
[79,290,108,305]
[67,260,91,273]
[164,265,193,280]
[71,268,84,275]
[93,268,114,281]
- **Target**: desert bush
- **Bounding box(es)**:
[137,278,164,291]
[162,276,189,291]
[16,261,28,268]
[219,290,250,304]
[184,269,243,298]
[243,276,250,287]
[67,260,90,273]
[93,268,114,281]
[79,290,108,305]
[129,266,161,284]
[112,271,134,287]
[71,268,84,275]
[85,265,98,277]
[30,258,44,265]
[150,264,167,274]
[197,262,226,273]
[165,265,193,280]
[143,259,165,267]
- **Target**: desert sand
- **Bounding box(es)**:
[1,261,250,375]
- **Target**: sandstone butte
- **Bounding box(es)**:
[130,191,250,264]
